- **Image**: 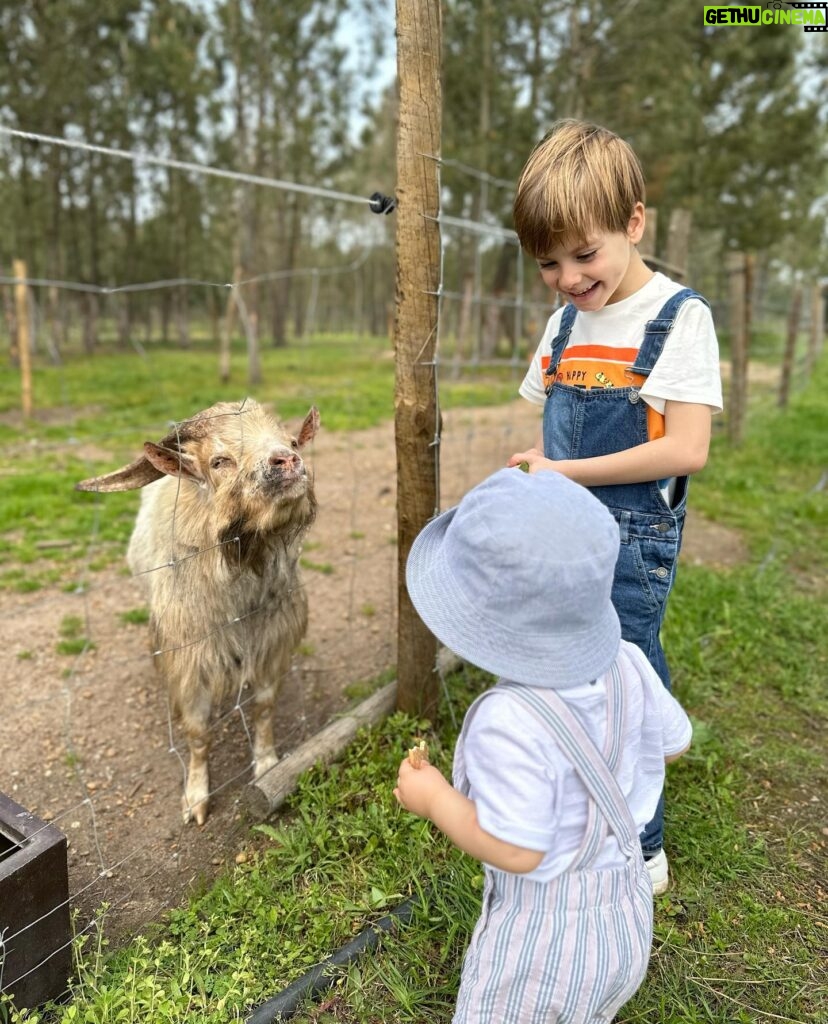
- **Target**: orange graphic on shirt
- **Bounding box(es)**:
[542,345,665,441]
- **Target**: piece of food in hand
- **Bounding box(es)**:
[407,738,429,769]
[517,460,530,473]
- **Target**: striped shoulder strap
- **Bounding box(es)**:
[499,668,639,857]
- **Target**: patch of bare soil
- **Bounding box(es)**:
[0,400,748,944]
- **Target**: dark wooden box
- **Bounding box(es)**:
[0,792,72,1009]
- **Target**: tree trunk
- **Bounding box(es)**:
[640,208,658,265]
[481,241,515,359]
[117,296,131,350]
[2,265,19,366]
[805,282,824,379]
[272,199,290,348]
[246,302,261,386]
[176,287,190,349]
[161,293,171,344]
[46,145,63,359]
[290,278,305,340]
[394,0,442,719]
[726,251,748,445]
[45,285,62,363]
[665,209,692,282]
[778,283,802,409]
[82,293,98,354]
[220,260,242,384]
[454,273,475,377]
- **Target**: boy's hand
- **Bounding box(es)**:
[394,758,451,820]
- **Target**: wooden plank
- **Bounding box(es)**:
[244,682,398,819]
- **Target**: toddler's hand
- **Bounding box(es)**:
[394,757,450,820]
[507,449,554,474]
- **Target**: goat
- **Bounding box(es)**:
[76,399,320,825]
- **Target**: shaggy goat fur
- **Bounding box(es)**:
[77,399,319,824]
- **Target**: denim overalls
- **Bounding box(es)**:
[542,288,707,855]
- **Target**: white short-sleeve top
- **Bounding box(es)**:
[455,640,693,882]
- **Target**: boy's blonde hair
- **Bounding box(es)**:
[513,120,646,258]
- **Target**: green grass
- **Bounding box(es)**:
[299,558,335,576]
[2,348,826,1024]
[55,614,96,656]
[118,607,150,626]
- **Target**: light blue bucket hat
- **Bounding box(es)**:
[405,468,621,689]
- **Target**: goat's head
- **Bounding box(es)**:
[76,400,320,539]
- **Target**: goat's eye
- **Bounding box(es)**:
[210,455,235,470]
[290,438,299,450]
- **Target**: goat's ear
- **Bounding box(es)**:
[296,406,320,448]
[143,442,203,481]
[76,457,164,492]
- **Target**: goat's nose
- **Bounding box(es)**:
[268,451,300,470]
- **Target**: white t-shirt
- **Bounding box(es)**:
[456,640,693,882]
[519,273,723,416]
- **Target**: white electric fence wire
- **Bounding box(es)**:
[438,157,514,190]
[0,126,375,208]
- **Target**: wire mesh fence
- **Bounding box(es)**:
[1,130,823,1009]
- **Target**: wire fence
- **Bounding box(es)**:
[0,128,824,1010]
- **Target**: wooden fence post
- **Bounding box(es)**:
[726,251,747,445]
[393,0,442,718]
[779,282,803,409]
[13,259,33,419]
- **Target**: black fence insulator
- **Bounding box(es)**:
[368,191,397,215]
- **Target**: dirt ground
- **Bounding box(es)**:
[0,400,748,945]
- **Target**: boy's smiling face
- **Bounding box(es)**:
[536,203,651,310]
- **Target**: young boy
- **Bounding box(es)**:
[506,120,721,893]
[395,469,692,1024]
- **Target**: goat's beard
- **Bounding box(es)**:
[216,485,317,574]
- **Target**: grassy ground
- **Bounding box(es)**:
[2,347,826,1024]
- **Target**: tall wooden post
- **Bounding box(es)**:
[13,260,33,419]
[394,0,442,718]
[726,252,747,445]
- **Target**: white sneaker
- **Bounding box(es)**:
[645,849,669,896]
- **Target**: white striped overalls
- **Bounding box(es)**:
[452,667,653,1024]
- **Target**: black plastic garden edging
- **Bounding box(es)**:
[246,895,420,1022]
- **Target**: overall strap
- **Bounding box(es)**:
[568,664,625,869]
[544,303,578,391]
[499,667,639,857]
[630,288,709,377]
